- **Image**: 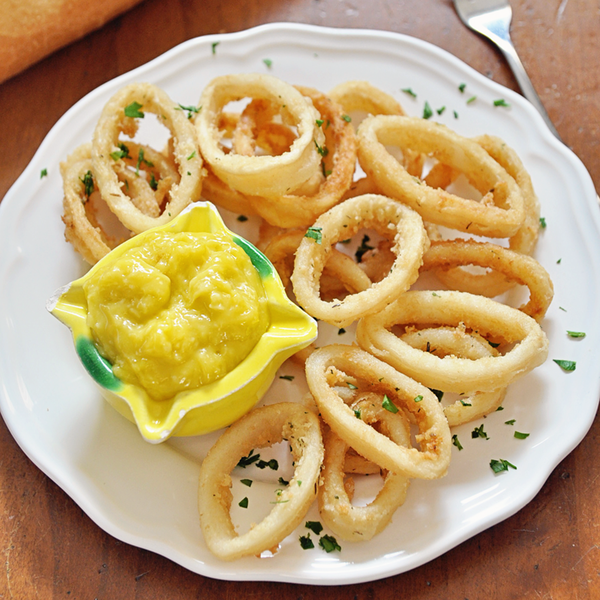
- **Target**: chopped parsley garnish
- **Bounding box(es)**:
[238,497,249,508]
[553,359,576,372]
[504,419,516,425]
[436,106,446,115]
[539,216,547,228]
[176,104,201,119]
[279,374,295,381]
[186,150,196,160]
[452,434,463,450]
[422,101,433,120]
[314,140,329,157]
[338,328,346,335]
[299,534,314,549]
[382,394,399,413]
[490,459,517,473]
[305,521,324,535]
[40,168,48,179]
[429,388,444,401]
[240,479,253,487]
[355,234,374,262]
[80,170,94,198]
[458,83,467,93]
[341,114,352,122]
[211,42,219,54]
[305,226,323,244]
[567,331,586,338]
[353,408,361,419]
[278,477,289,486]
[237,214,248,222]
[237,449,261,468]
[459,399,472,406]
[124,101,144,118]
[316,118,324,127]
[466,95,477,104]
[496,406,504,411]
[110,142,131,161]
[493,99,510,107]
[256,459,279,471]
[346,382,358,390]
[319,534,341,553]
[453,110,459,119]
[414,395,423,403]
[471,424,489,440]
[514,431,530,439]
[401,88,417,98]
[263,58,273,69]
[135,148,154,176]
[149,172,159,191]
[321,160,332,177]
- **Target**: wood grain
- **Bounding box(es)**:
[1,0,599,597]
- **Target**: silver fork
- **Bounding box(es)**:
[453,0,561,140]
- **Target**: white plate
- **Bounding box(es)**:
[1,23,599,586]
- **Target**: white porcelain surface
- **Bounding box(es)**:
[1,23,599,585]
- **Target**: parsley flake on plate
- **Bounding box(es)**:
[305,521,324,535]
[299,534,314,550]
[319,534,341,553]
[471,424,489,440]
[553,359,576,372]
[490,459,517,474]
[422,101,433,120]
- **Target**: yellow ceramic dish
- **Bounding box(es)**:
[47,202,317,443]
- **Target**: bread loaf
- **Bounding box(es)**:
[0,0,144,84]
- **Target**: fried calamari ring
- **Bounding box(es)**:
[60,144,129,264]
[400,327,507,426]
[328,80,407,117]
[201,166,257,216]
[357,115,524,237]
[329,81,424,178]
[421,240,554,322]
[244,86,358,228]
[198,402,323,561]
[92,82,203,233]
[263,229,371,293]
[318,397,411,541]
[306,345,451,479]
[356,290,549,393]
[111,141,179,218]
[433,135,541,297]
[196,73,324,199]
[292,194,429,328]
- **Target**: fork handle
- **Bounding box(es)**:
[481,30,562,140]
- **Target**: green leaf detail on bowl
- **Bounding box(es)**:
[76,336,122,391]
[233,236,273,279]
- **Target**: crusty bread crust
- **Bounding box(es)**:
[0,0,144,83]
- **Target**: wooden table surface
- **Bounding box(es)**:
[1,0,599,597]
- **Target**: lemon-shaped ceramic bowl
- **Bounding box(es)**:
[47,202,317,443]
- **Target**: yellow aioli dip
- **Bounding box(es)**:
[82,230,270,402]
